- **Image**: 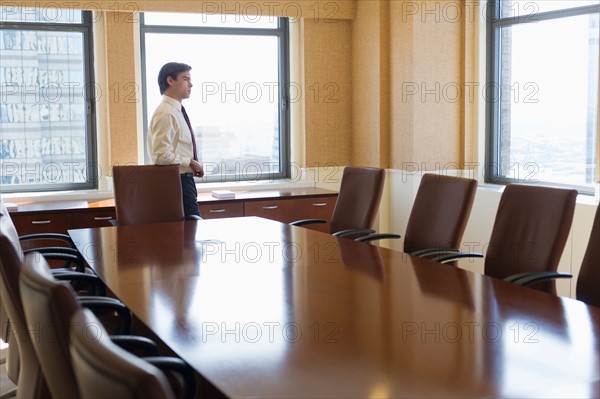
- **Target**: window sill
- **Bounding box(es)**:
[1,179,318,204]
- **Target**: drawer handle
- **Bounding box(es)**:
[312,202,328,207]
[262,205,278,210]
[209,209,226,213]
[31,220,51,225]
[94,216,113,220]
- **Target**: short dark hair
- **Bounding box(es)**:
[157,62,192,95]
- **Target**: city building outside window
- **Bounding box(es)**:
[0,6,97,192]
[486,0,599,193]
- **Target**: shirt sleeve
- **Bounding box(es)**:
[148,111,191,167]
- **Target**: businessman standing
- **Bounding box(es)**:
[147,62,203,218]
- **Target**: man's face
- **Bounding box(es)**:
[167,70,192,101]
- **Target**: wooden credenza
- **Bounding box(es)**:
[8,187,338,236]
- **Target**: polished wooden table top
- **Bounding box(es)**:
[69,217,600,398]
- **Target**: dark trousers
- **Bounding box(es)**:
[180,174,201,218]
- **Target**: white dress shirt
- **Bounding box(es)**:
[147,95,194,174]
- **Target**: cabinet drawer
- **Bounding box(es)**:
[296,196,336,218]
[199,202,244,219]
[71,210,117,229]
[294,196,336,233]
[11,212,72,251]
[244,199,298,224]
[11,212,71,235]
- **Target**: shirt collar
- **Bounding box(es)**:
[162,95,182,112]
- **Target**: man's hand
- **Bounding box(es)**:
[190,160,204,177]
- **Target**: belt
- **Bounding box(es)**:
[181,172,194,177]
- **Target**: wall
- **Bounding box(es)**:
[102,11,142,168]
[352,0,480,170]
[303,18,353,167]
[351,0,389,167]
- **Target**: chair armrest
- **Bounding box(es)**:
[19,232,74,247]
[24,247,89,273]
[143,357,197,399]
[29,251,86,272]
[289,219,327,227]
[23,246,82,257]
[52,271,106,296]
[78,297,132,335]
[506,271,573,286]
[503,271,539,283]
[355,233,402,243]
[431,252,484,263]
[332,228,376,238]
[185,215,202,221]
[110,335,159,357]
[410,248,460,258]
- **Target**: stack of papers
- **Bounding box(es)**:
[211,190,235,199]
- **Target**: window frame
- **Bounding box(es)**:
[0,10,98,193]
[485,1,600,194]
[139,13,291,183]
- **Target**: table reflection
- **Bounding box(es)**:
[68,217,600,399]
[336,237,385,281]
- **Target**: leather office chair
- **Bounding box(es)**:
[291,166,386,238]
[357,174,478,259]
[70,308,188,399]
[436,184,578,295]
[18,253,141,399]
[0,197,98,348]
[112,164,200,226]
[0,209,109,399]
[572,205,599,307]
[1,199,90,399]
[1,211,51,398]
[511,205,599,307]
[17,252,195,399]
[403,174,478,255]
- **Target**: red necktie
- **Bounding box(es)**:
[181,106,198,162]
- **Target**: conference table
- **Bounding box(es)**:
[68,216,600,398]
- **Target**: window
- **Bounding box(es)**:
[141,13,290,182]
[0,7,97,192]
[486,1,600,193]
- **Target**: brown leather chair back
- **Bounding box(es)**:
[0,209,49,398]
[329,166,385,234]
[577,206,599,307]
[19,254,81,398]
[70,308,176,399]
[485,184,577,294]
[404,174,478,254]
[113,164,185,226]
